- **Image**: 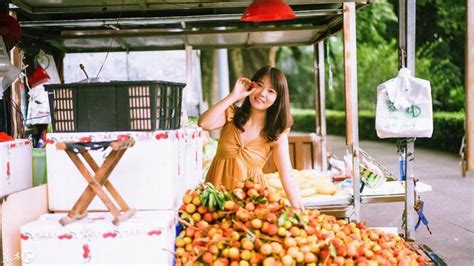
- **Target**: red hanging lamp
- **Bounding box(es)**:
[0,14,22,50]
[240,0,296,22]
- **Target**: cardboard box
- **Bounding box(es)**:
[46,128,202,211]
[0,139,32,197]
[20,211,176,265]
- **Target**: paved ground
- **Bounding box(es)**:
[328,135,474,265]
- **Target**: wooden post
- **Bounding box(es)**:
[313,41,327,171]
[466,0,474,172]
[52,50,65,84]
[399,0,417,240]
[343,2,360,221]
[9,11,23,138]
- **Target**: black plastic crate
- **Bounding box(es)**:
[45,81,185,132]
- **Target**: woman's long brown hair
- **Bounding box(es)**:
[234,66,293,142]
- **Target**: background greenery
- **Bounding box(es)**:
[199,0,466,153]
[278,0,466,112]
[291,109,465,154]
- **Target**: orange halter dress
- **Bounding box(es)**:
[205,106,272,189]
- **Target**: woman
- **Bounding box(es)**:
[198,66,303,210]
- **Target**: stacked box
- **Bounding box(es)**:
[175,127,203,206]
[20,211,176,265]
[0,139,32,197]
[46,128,202,211]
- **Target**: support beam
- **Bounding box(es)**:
[8,11,23,138]
[399,0,417,240]
[342,2,360,221]
[466,0,474,172]
[209,49,229,139]
[184,45,193,123]
[9,0,34,13]
[214,49,229,103]
[313,41,327,171]
[52,50,65,84]
[10,41,22,138]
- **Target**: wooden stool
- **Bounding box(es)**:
[56,139,137,225]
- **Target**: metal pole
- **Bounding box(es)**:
[210,49,229,138]
[214,49,229,101]
[313,41,327,171]
[343,2,360,221]
[466,0,474,172]
[399,0,417,240]
[126,51,130,80]
[183,45,194,126]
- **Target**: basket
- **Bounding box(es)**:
[45,81,185,132]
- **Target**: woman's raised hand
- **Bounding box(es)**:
[230,77,257,102]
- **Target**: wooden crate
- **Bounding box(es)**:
[263,133,322,173]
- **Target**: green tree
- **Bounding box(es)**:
[276,46,316,109]
[324,1,399,111]
[412,0,466,111]
[277,0,466,112]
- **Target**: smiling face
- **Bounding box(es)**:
[249,76,278,111]
[233,66,292,141]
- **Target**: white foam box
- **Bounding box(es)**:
[0,139,32,197]
[46,131,177,211]
[46,128,202,211]
[20,211,176,265]
[175,128,203,206]
[1,185,48,266]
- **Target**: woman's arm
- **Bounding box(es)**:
[198,78,256,131]
[271,133,304,210]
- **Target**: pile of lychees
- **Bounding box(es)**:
[175,180,424,266]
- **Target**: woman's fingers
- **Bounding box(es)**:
[245,87,257,96]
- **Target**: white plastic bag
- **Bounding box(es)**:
[26,50,61,125]
[375,68,433,138]
[1,38,21,98]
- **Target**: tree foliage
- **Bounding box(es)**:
[277,0,465,112]
[276,46,316,109]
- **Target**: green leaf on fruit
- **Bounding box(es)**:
[294,212,308,229]
[329,243,337,258]
[278,212,288,227]
[216,193,225,210]
[249,195,267,205]
[224,191,234,201]
[200,190,209,206]
[245,234,255,242]
[208,193,215,212]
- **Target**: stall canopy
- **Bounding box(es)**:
[10,0,371,53]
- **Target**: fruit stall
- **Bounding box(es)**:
[0,0,443,265]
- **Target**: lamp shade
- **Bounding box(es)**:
[241,0,296,22]
[0,14,21,50]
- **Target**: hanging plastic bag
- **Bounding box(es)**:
[375,68,433,138]
[26,50,60,125]
[1,37,21,98]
